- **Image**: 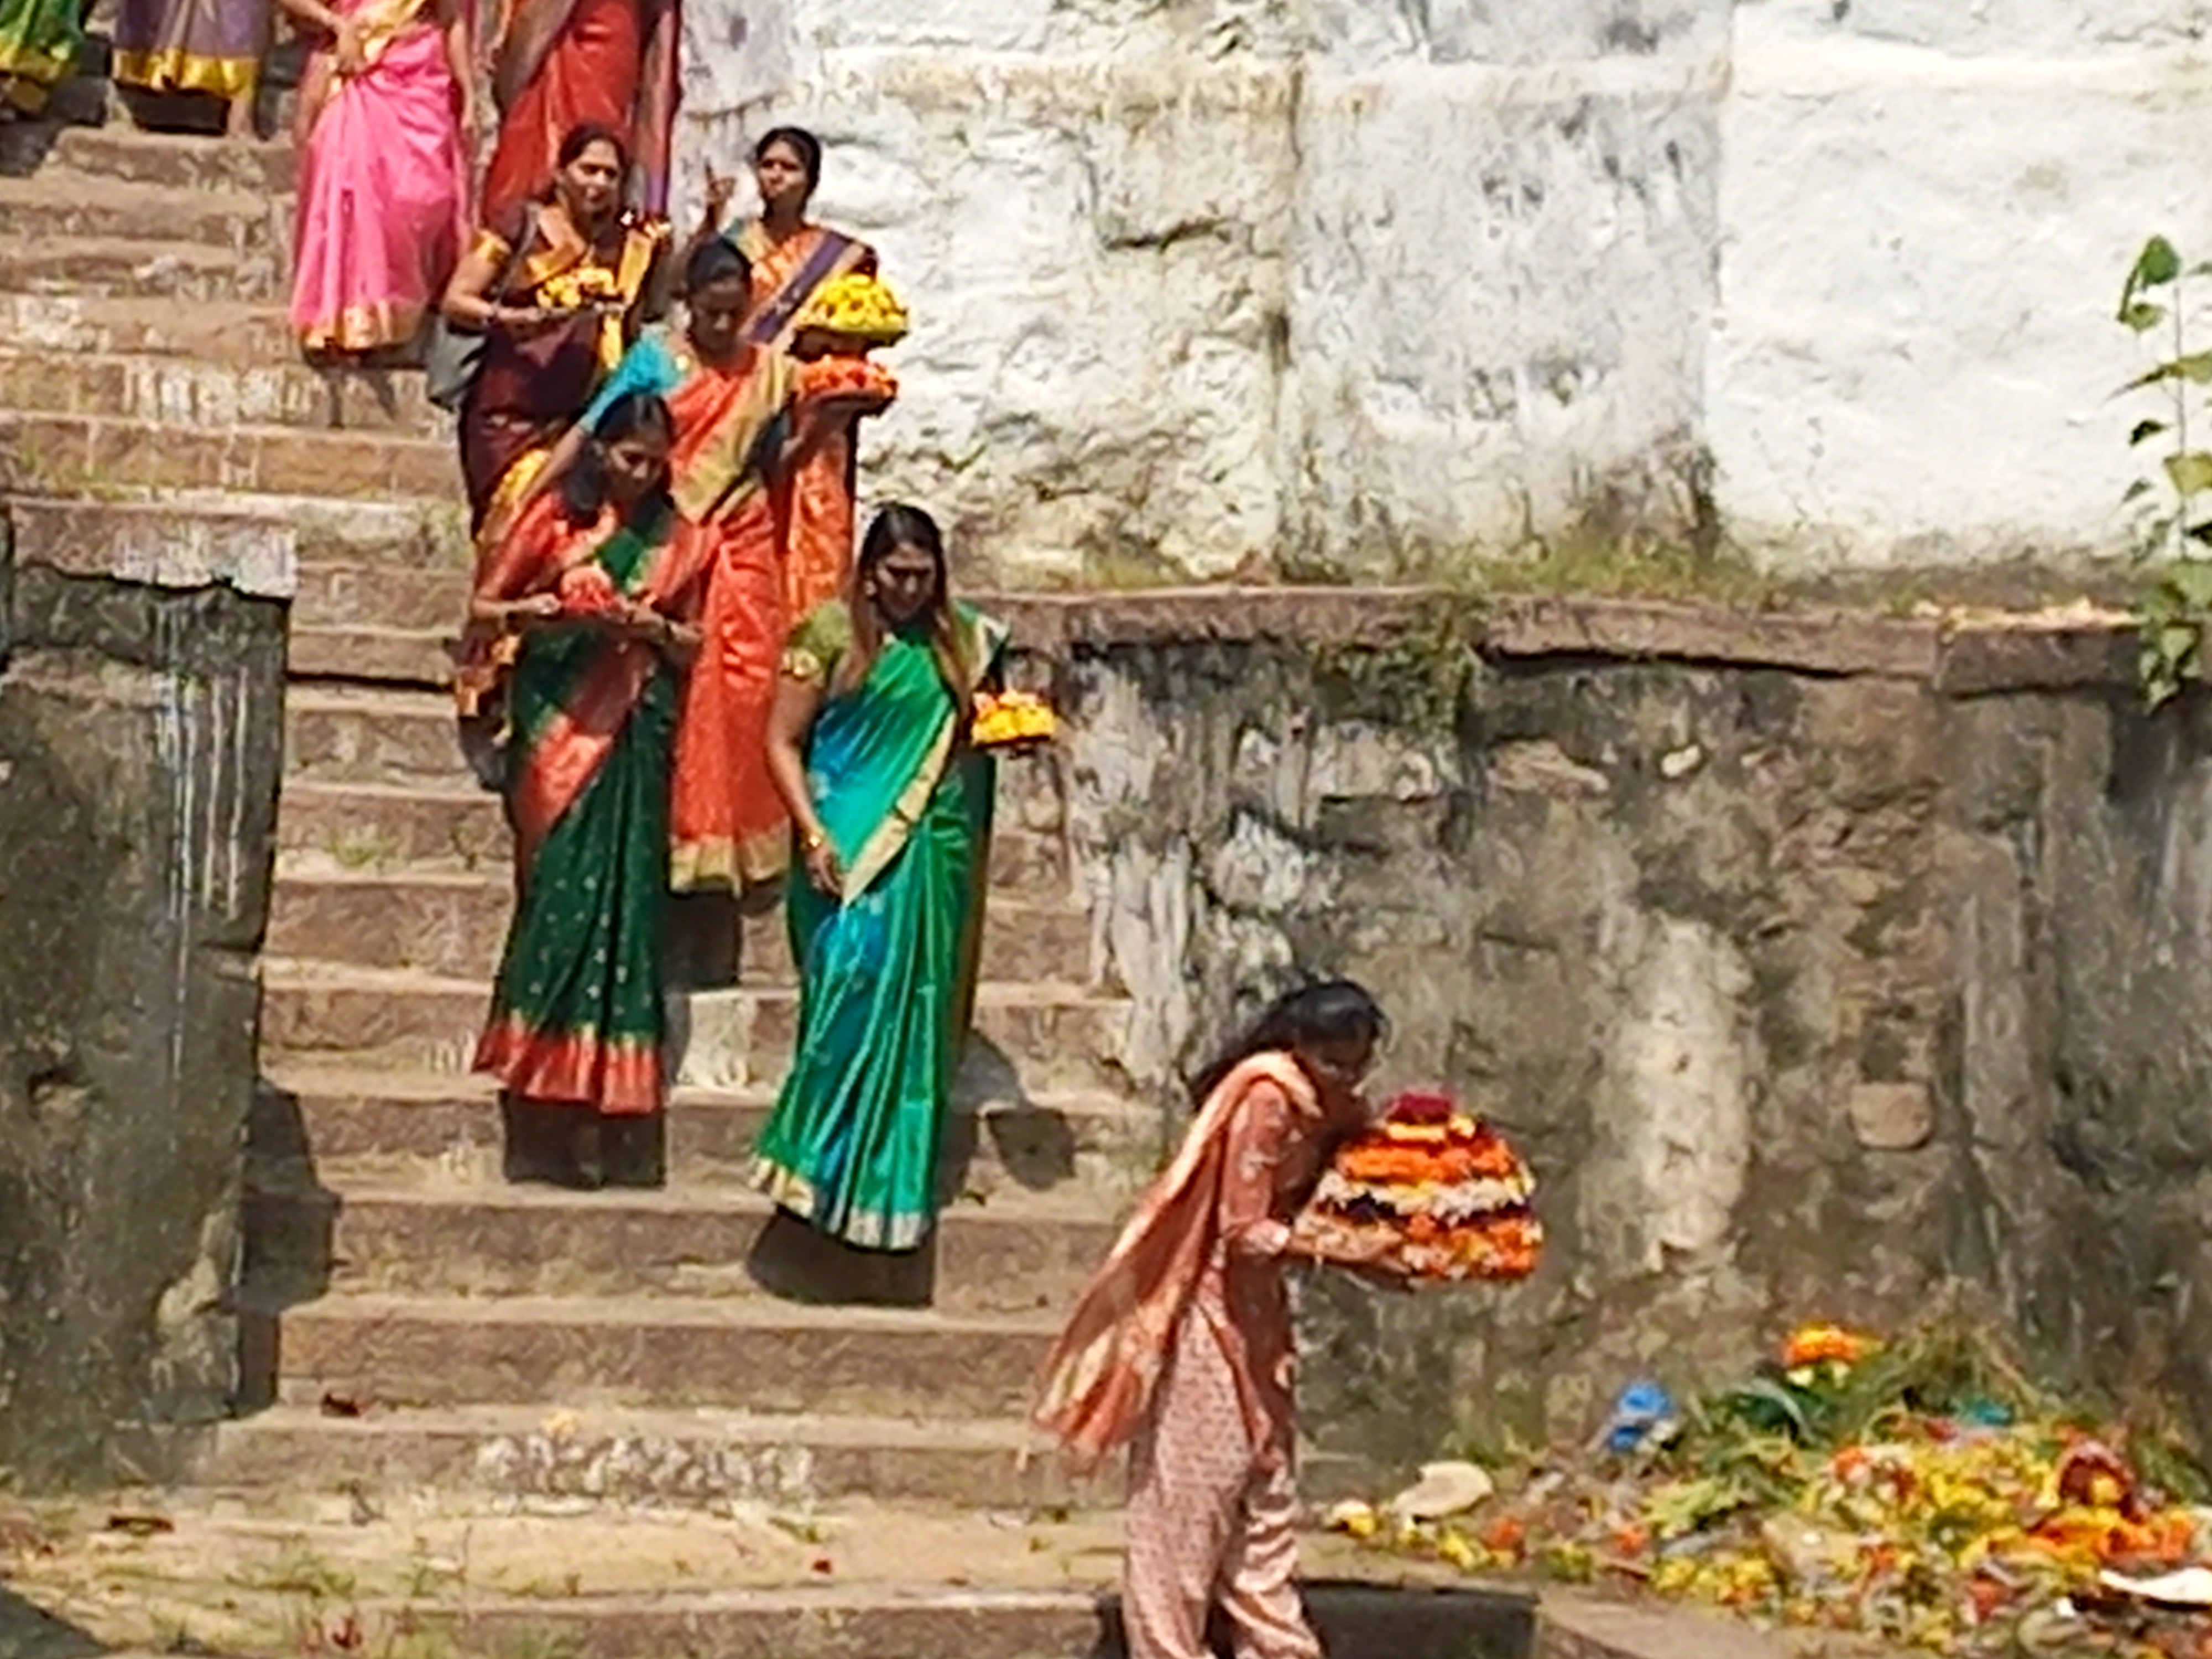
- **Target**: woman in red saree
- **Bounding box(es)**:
[692,128,884,623]
[1034,981,1407,1659]
[482,234,873,890]
[441,123,670,534]
[467,390,706,1190]
[479,0,672,227]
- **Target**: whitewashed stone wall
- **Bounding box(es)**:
[671,0,2210,581]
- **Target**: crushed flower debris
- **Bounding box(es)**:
[1328,1317,2212,1657]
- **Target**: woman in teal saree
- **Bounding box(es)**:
[753,503,1006,1251]
[466,390,707,1189]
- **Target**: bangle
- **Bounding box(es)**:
[801,830,826,852]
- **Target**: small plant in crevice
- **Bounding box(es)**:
[2115,234,2212,706]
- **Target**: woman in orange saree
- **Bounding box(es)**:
[467,390,707,1190]
[482,234,870,890]
[697,128,884,622]
[479,0,672,227]
[1034,982,1406,1659]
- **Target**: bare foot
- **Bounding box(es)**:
[222,92,256,141]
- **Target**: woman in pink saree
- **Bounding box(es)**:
[284,0,472,357]
[1034,980,1407,1659]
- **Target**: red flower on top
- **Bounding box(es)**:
[1386,1091,1456,1126]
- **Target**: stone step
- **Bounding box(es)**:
[204,1402,1098,1511]
[0,119,297,193]
[0,347,444,436]
[257,1063,1158,1196]
[258,959,1131,1091]
[0,170,281,258]
[4,493,467,590]
[248,1292,1062,1420]
[266,867,1094,983]
[0,290,297,363]
[0,410,451,501]
[243,1175,1120,1316]
[280,686,1076,846]
[0,232,282,301]
[274,778,1070,893]
[288,623,455,685]
[294,560,468,633]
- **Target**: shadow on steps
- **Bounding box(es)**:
[1094,1581,1538,1659]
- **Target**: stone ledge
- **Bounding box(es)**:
[982,587,2138,694]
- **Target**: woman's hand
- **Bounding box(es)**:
[507,592,563,626]
[800,831,843,896]
[332,14,367,72]
[495,304,570,336]
[699,165,735,236]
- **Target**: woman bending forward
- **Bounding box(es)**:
[1033,980,1410,1659]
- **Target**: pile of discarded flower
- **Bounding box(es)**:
[1328,1318,2212,1657]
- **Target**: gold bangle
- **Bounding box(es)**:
[801,830,826,852]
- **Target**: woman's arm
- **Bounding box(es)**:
[1217,1082,1307,1262]
[276,0,364,62]
[439,0,476,142]
[765,671,838,894]
[441,218,551,331]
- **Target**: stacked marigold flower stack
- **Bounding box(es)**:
[794,353,899,414]
[972,690,1056,749]
[794,273,910,348]
[1296,1091,1542,1282]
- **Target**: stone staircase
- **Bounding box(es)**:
[0,116,1185,1653]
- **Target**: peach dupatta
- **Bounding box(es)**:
[1031,1052,1318,1475]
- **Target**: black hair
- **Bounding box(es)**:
[684,233,752,298]
[839,502,966,698]
[560,390,675,522]
[1190,979,1389,1103]
[556,122,631,176]
[753,126,824,192]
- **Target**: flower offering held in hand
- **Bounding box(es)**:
[1296,1090,1542,1282]
[795,354,899,413]
[539,264,623,312]
[794,273,910,346]
[972,690,1056,749]
[555,562,622,619]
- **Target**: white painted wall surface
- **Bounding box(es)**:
[669,0,2212,580]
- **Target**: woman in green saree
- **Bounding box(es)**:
[753,503,1007,1251]
[468,389,707,1189]
[0,0,84,116]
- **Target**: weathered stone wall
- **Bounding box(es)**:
[0,517,285,1486]
[673,1,2188,579]
[999,591,2203,1468]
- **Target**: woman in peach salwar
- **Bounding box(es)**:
[692,128,884,622]
[479,0,673,227]
[468,390,707,1190]
[1034,981,1406,1659]
[284,0,471,357]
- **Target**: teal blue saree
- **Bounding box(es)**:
[750,599,1008,1251]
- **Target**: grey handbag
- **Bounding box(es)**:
[424,219,535,411]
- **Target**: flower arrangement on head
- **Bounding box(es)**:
[1294,1090,1543,1283]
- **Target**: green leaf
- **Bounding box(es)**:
[2121,352,2212,393]
[2132,235,2184,296]
[2132,419,2171,446]
[2125,478,2158,503]
[2123,300,2169,333]
[2167,562,2212,607]
[2165,452,2212,494]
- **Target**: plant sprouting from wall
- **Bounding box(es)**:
[2116,235,2212,706]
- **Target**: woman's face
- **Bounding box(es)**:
[687,275,752,359]
[559,140,625,223]
[753,140,813,215]
[599,426,670,508]
[1298,1034,1376,1095]
[869,542,940,624]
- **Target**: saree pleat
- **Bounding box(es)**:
[749,603,1005,1251]
[112,0,266,96]
[0,0,83,111]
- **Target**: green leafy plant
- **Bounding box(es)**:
[2116,234,2212,705]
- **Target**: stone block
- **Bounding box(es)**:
[1847,1081,1934,1152]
